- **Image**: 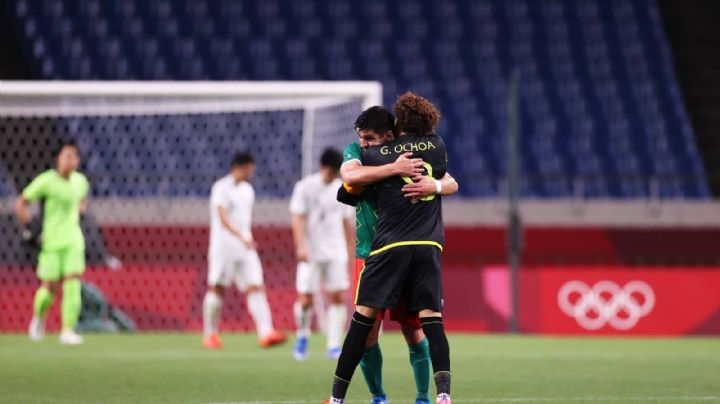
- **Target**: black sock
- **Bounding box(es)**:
[332,311,376,399]
[420,316,451,395]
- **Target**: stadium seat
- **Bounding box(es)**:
[1,0,710,198]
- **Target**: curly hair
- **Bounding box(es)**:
[392,91,441,135]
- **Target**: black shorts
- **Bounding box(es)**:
[355,244,443,313]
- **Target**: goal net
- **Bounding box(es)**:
[0,81,381,332]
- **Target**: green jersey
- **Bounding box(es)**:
[343,142,378,259]
[22,170,89,251]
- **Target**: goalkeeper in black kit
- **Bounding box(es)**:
[326,92,454,404]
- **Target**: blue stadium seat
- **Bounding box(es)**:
[2,0,710,198]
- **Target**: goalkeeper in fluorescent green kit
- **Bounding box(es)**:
[15,141,89,345]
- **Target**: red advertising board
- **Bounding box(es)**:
[2,265,719,335]
[482,267,720,335]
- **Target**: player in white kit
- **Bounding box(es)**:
[202,152,287,349]
[290,148,354,360]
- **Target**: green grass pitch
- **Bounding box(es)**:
[0,333,718,403]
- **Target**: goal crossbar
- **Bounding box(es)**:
[0,80,383,109]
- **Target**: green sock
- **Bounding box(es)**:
[359,343,385,396]
[409,338,431,402]
[33,287,54,318]
[61,279,82,330]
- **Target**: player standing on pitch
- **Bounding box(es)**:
[202,152,287,349]
[336,106,458,404]
[290,148,354,360]
[327,93,454,404]
[16,141,89,345]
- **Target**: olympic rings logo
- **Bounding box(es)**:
[557,280,655,330]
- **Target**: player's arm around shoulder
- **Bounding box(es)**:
[438,172,459,196]
[401,171,459,199]
[337,182,361,206]
[339,142,367,186]
[340,143,366,186]
[341,151,424,186]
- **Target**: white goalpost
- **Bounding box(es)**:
[0,80,382,177]
[0,81,384,335]
[0,80,382,225]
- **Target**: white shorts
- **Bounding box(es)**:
[296,259,349,294]
[208,250,264,291]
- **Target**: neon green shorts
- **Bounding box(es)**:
[37,246,86,281]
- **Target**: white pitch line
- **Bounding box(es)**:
[206,397,720,404]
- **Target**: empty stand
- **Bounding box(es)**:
[1,0,709,198]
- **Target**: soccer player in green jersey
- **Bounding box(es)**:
[15,141,90,345]
[336,106,458,404]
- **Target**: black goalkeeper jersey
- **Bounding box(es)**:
[361,134,447,254]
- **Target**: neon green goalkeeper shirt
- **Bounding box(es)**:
[22,170,89,251]
[343,142,378,259]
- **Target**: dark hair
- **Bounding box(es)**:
[53,140,79,158]
[393,91,441,135]
[354,106,395,136]
[231,151,254,167]
[319,148,343,170]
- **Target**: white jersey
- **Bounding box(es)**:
[209,174,254,253]
[289,173,354,262]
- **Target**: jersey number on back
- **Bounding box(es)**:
[401,162,436,202]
